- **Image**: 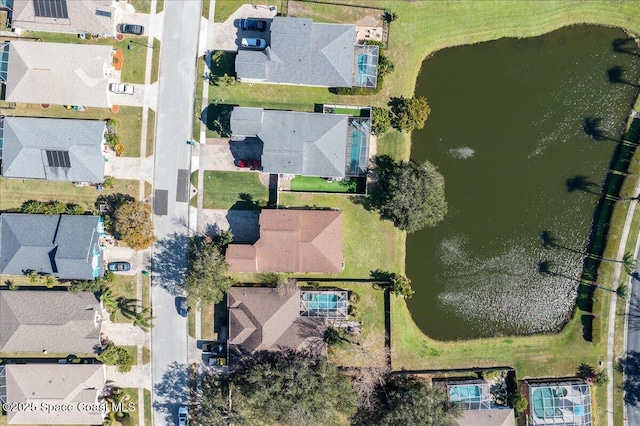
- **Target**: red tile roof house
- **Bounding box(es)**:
[225,209,344,273]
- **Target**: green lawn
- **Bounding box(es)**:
[0,103,143,158]
[195,171,269,210]
[202,0,211,19]
[118,388,139,425]
[326,283,387,368]
[193,57,206,140]
[290,176,365,193]
[130,0,150,13]
[213,0,244,22]
[201,302,216,340]
[146,108,156,157]
[279,193,404,277]
[23,31,148,84]
[143,389,152,426]
[150,39,161,84]
[109,275,138,324]
[142,346,150,364]
[0,177,140,212]
[156,0,164,14]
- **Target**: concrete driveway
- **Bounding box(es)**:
[210,4,277,51]
[197,209,259,243]
[199,138,262,171]
[109,82,158,109]
[104,246,148,275]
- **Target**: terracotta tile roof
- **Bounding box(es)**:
[226,209,343,273]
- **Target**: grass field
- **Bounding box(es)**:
[130,0,150,14]
[290,176,366,193]
[0,177,140,212]
[143,389,152,426]
[0,103,143,158]
[151,39,161,84]
[110,274,138,324]
[118,387,139,425]
[23,31,148,84]
[194,171,269,210]
[193,57,206,140]
[146,108,156,157]
[279,193,404,277]
[326,283,387,368]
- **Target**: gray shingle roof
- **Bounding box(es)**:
[1,116,106,182]
[231,107,348,177]
[0,290,101,354]
[236,17,355,87]
[6,364,105,425]
[12,0,116,36]
[0,214,103,280]
[6,41,112,108]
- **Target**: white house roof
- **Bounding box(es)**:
[6,40,112,107]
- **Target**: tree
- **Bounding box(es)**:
[183,238,234,307]
[65,203,85,215]
[27,270,40,284]
[388,273,414,298]
[133,307,155,331]
[361,376,461,426]
[372,107,391,135]
[622,251,637,275]
[43,275,58,288]
[232,350,357,426]
[5,280,18,290]
[191,374,241,426]
[43,200,67,215]
[69,279,103,293]
[508,391,528,413]
[98,341,134,373]
[367,156,448,233]
[577,363,608,386]
[113,201,156,250]
[617,283,630,299]
[389,96,431,132]
[20,200,45,214]
[377,55,395,79]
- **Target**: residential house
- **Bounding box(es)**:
[4,363,106,424]
[0,116,106,182]
[235,17,379,88]
[0,290,102,354]
[438,379,515,426]
[230,106,371,177]
[10,0,117,37]
[0,213,105,280]
[228,287,342,363]
[226,209,344,274]
[525,379,592,426]
[5,41,114,108]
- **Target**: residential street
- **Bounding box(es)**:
[150,0,202,425]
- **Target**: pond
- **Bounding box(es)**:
[406,25,640,340]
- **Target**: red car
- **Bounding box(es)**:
[237,159,260,169]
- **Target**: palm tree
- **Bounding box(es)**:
[43,275,58,288]
[133,307,155,331]
[27,270,40,285]
[100,287,118,312]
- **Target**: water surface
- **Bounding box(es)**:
[406,26,640,340]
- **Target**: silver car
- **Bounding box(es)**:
[109,83,134,95]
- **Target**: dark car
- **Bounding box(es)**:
[240,18,267,32]
[202,341,226,355]
[176,297,188,317]
[237,159,261,169]
[107,262,131,272]
[119,23,144,35]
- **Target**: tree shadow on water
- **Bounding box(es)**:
[566,175,602,196]
[153,362,192,425]
[582,117,618,142]
[607,66,640,87]
[151,232,189,295]
[613,38,640,57]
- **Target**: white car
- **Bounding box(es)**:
[241,37,266,50]
[178,406,188,426]
[109,83,134,95]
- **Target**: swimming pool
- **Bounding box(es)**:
[349,129,365,173]
[449,385,482,403]
[303,292,339,310]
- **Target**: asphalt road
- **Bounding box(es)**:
[150,1,202,425]
[625,245,640,426]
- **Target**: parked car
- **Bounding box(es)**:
[202,341,225,355]
[241,38,266,50]
[119,23,144,35]
[237,159,260,169]
[178,406,188,426]
[107,262,131,272]
[176,297,188,317]
[109,83,134,95]
[240,18,268,32]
